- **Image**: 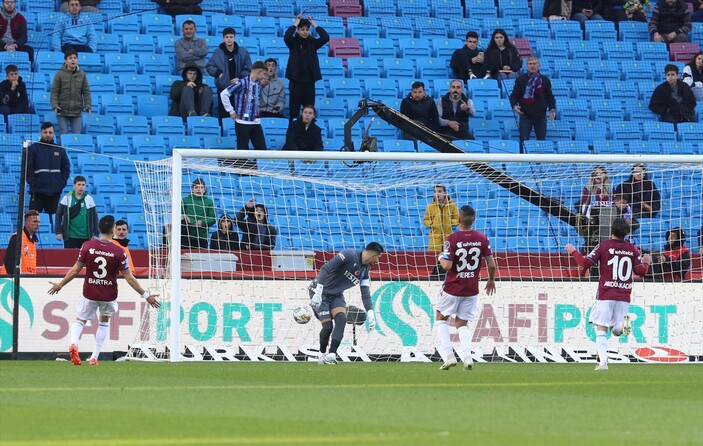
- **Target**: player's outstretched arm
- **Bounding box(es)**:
[48,262,83,295]
[123,269,161,308]
[485,255,497,296]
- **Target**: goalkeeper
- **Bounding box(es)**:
[309,242,384,365]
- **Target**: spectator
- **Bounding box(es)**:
[649,227,692,281]
[27,122,70,226]
[1,209,39,275]
[210,214,240,251]
[483,29,522,81]
[111,219,134,274]
[612,194,639,244]
[284,104,323,173]
[649,0,692,43]
[682,51,703,102]
[151,0,202,16]
[181,178,216,249]
[51,0,96,53]
[572,0,606,27]
[59,0,100,13]
[206,27,251,121]
[509,56,557,145]
[0,0,33,62]
[424,184,458,280]
[602,0,628,23]
[55,175,99,249]
[0,64,35,119]
[437,79,476,140]
[579,165,612,220]
[174,19,208,74]
[260,58,286,118]
[450,31,488,80]
[219,60,268,151]
[236,198,276,250]
[284,15,329,119]
[169,63,213,118]
[613,163,661,219]
[649,63,697,127]
[543,0,573,20]
[692,0,703,22]
[400,81,439,138]
[50,48,92,135]
[624,0,651,21]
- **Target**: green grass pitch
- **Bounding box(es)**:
[0,361,701,446]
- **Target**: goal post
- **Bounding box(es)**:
[127,150,703,363]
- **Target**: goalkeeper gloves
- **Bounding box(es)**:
[310,284,323,311]
[367,309,376,331]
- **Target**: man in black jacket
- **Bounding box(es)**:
[509,57,556,146]
[400,81,439,139]
[0,64,34,119]
[284,15,329,120]
[649,64,697,128]
[450,31,487,80]
[649,0,692,43]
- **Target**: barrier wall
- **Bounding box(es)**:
[1,278,700,362]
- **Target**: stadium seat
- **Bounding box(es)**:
[609,121,641,141]
[60,134,94,152]
[0,51,30,73]
[83,113,116,135]
[472,120,502,140]
[329,37,362,59]
[245,16,277,38]
[132,135,167,155]
[348,21,382,40]
[520,22,551,41]
[329,0,363,18]
[156,35,178,56]
[363,117,399,139]
[486,98,515,120]
[104,53,138,74]
[85,73,117,95]
[556,140,590,154]
[584,20,616,41]
[592,139,625,154]
[108,14,140,34]
[618,20,648,41]
[96,134,131,155]
[574,120,607,143]
[328,78,363,100]
[319,57,345,78]
[118,74,155,95]
[545,120,572,140]
[362,38,396,58]
[136,95,169,118]
[397,38,432,58]
[33,51,65,73]
[139,54,173,75]
[316,97,349,119]
[417,57,450,79]
[310,16,345,37]
[601,41,636,61]
[677,122,703,143]
[96,33,121,53]
[186,116,220,136]
[7,114,40,134]
[210,14,243,36]
[99,94,135,115]
[115,115,149,135]
[572,80,606,100]
[550,20,583,40]
[591,99,627,121]
[92,173,129,194]
[642,121,676,142]
[620,60,655,82]
[552,59,589,80]
[152,116,185,135]
[636,41,668,61]
[465,0,497,18]
[122,33,156,54]
[141,13,175,35]
[108,194,144,213]
[365,77,398,100]
[260,117,288,149]
[381,139,415,153]
[669,42,700,62]
[430,37,457,59]
[76,153,112,174]
[168,135,201,150]
[487,140,520,154]
[229,0,261,15]
[568,40,602,60]
[261,0,294,17]
[347,57,382,78]
[383,58,416,78]
[203,136,237,150]
[523,140,556,154]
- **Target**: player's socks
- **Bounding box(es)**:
[319,321,333,354]
[457,326,473,370]
[596,331,608,367]
[70,320,85,344]
[329,312,347,353]
[91,322,109,361]
[436,320,452,359]
[329,339,341,355]
[622,316,631,337]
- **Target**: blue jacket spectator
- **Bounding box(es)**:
[51,0,97,53]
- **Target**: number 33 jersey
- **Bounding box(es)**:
[77,239,129,302]
[442,230,492,297]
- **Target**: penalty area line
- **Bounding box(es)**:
[0,380,684,393]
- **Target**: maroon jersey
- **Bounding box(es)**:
[442,229,492,296]
[578,239,648,303]
[76,239,129,302]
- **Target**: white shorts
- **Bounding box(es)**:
[75,295,118,321]
[588,299,629,329]
[435,288,478,322]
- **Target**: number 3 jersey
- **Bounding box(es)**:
[442,229,492,297]
[76,239,129,302]
[583,239,648,303]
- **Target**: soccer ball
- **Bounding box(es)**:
[293,306,313,324]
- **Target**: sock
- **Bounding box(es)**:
[91,322,109,359]
[457,325,472,360]
[319,321,333,354]
[329,312,347,354]
[596,331,608,366]
[70,320,85,344]
[436,320,453,360]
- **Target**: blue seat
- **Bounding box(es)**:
[108,194,144,213]
[620,61,655,82]
[642,121,676,142]
[168,135,201,150]
[553,59,589,80]
[7,114,40,134]
[319,57,345,78]
[592,139,626,154]
[229,0,261,15]
[572,80,606,100]
[383,58,416,78]
[584,20,616,41]
[365,77,398,100]
[210,14,243,36]
[431,0,464,19]
[365,1,398,17]
[76,153,112,174]
[83,113,117,135]
[568,40,602,60]
[521,23,551,41]
[328,78,363,100]
[132,135,167,155]
[430,37,456,59]
[364,118,399,139]
[591,99,627,121]
[139,54,172,75]
[636,42,669,61]
[156,35,178,56]
[104,53,137,74]
[601,41,636,61]
[417,57,450,79]
[556,140,590,154]
[122,33,155,54]
[472,120,502,139]
[99,94,135,115]
[136,95,169,118]
[97,134,131,155]
[545,120,572,140]
[347,57,381,77]
[244,16,277,38]
[465,0,497,18]
[603,80,637,101]
[382,139,415,153]
[467,78,500,100]
[152,116,185,135]
[203,136,237,150]
[141,13,175,35]
[397,38,432,58]
[261,0,294,17]
[108,14,140,34]
[60,134,94,152]
[486,98,515,120]
[678,122,703,143]
[260,117,288,149]
[85,73,117,94]
[316,97,349,119]
[348,22,382,40]
[523,140,556,153]
[186,116,220,136]
[618,21,649,42]
[0,51,30,73]
[33,51,65,73]
[550,20,583,40]
[116,115,149,135]
[118,74,154,95]
[609,121,641,140]
[487,140,520,153]
[96,33,122,53]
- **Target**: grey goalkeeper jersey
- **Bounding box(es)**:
[311,249,373,310]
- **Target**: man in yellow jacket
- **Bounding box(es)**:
[2,210,40,275]
[423,184,459,252]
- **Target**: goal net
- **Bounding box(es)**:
[127,150,702,363]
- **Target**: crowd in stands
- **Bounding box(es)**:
[0,0,701,275]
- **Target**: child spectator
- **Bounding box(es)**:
[181,178,216,249]
[649,227,692,281]
[613,163,661,219]
[206,27,252,121]
[210,214,240,251]
[682,51,703,102]
[0,64,35,118]
[236,198,276,250]
[284,104,323,173]
[169,63,213,118]
[219,60,268,151]
[580,165,612,220]
[260,58,286,118]
[55,175,99,249]
[50,48,92,134]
